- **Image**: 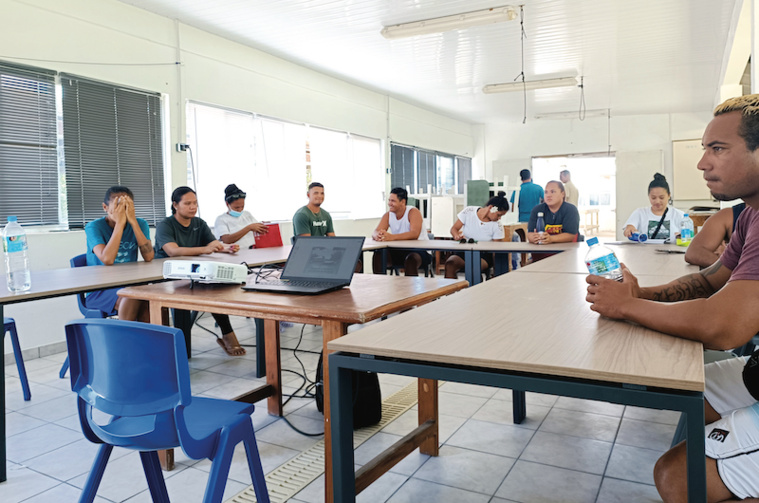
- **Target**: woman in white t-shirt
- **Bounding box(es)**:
[623,173,686,241]
[444,191,509,279]
[214,184,269,249]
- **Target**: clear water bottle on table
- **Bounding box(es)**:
[3,216,31,292]
[536,212,546,244]
[680,213,694,244]
[585,237,622,281]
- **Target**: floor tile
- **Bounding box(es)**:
[7,423,82,463]
[623,406,681,425]
[380,409,467,444]
[0,464,66,503]
[605,444,664,485]
[538,407,621,442]
[21,482,111,503]
[615,418,677,451]
[412,445,515,495]
[123,465,248,503]
[596,477,662,502]
[6,411,46,437]
[445,418,534,458]
[520,430,613,475]
[254,415,324,452]
[553,397,625,417]
[472,398,550,429]
[194,439,300,480]
[354,432,429,476]
[387,478,491,503]
[495,460,602,502]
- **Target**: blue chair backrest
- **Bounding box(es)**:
[65,319,192,449]
[71,254,114,318]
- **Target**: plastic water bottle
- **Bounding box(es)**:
[536,212,546,244]
[3,216,31,292]
[585,237,622,281]
[628,232,648,243]
[680,213,694,244]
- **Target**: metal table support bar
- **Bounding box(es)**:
[329,352,706,503]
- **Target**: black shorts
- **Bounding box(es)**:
[387,248,432,268]
[452,251,495,268]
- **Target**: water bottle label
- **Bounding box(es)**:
[4,235,27,253]
[586,253,620,275]
[681,229,693,241]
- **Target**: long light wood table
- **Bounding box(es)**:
[118,274,468,479]
[328,258,707,502]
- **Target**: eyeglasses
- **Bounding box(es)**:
[459,238,477,244]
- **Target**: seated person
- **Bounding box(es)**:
[623,173,686,241]
[84,185,153,322]
[586,95,759,502]
[293,182,335,237]
[444,191,509,279]
[155,186,245,357]
[293,182,361,271]
[526,180,580,244]
[371,187,431,276]
[214,183,268,249]
[685,203,746,268]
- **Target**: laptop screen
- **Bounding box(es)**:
[281,236,364,282]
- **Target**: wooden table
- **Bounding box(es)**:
[377,239,578,285]
[328,269,706,502]
[519,242,698,277]
[118,274,468,479]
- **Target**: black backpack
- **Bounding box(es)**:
[315,351,382,429]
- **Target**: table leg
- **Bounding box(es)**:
[465,251,481,286]
[0,303,5,483]
[254,318,266,378]
[323,321,349,503]
[493,252,509,277]
[329,355,356,503]
[265,319,283,416]
[685,398,707,502]
[418,378,439,456]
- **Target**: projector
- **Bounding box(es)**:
[163,260,248,284]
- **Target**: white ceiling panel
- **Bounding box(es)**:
[116,0,740,124]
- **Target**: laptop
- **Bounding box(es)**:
[242,236,364,294]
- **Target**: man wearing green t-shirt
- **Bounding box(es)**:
[293,182,336,237]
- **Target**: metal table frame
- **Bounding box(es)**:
[329,352,706,503]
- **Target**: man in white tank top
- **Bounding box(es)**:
[371,187,431,276]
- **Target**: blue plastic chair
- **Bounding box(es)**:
[65,318,270,503]
[59,254,118,378]
[3,317,31,401]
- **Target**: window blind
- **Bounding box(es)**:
[417,150,437,193]
[390,144,415,192]
[456,156,472,194]
[61,75,165,228]
[0,63,59,226]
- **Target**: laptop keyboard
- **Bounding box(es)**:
[261,279,333,288]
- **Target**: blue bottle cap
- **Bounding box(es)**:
[7,216,17,223]
[586,237,599,246]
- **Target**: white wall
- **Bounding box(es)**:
[485,112,714,239]
[1,0,475,357]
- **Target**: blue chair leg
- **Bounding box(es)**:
[140,451,170,503]
[5,320,31,401]
[243,433,270,503]
[59,357,70,379]
[80,444,114,503]
[203,428,237,503]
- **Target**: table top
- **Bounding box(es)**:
[520,243,698,277]
[329,271,704,391]
[379,239,579,253]
[119,274,468,325]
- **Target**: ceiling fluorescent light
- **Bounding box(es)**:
[381,6,518,39]
[482,77,579,94]
[535,109,610,120]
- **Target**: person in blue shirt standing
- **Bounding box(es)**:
[511,169,544,222]
[84,185,154,322]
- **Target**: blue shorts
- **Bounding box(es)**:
[83,287,120,315]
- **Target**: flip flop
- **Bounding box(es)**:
[216,337,246,357]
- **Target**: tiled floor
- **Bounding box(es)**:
[2,314,672,502]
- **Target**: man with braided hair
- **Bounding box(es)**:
[587,94,759,502]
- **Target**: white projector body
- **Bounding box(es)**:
[163,260,248,284]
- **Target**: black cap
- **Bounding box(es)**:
[224,184,246,203]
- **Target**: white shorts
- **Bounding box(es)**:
[703,357,759,499]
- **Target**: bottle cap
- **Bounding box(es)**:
[684,213,689,217]
[586,237,599,246]
[537,212,544,217]
[7,216,17,223]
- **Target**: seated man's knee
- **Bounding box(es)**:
[404,253,421,276]
[654,444,687,502]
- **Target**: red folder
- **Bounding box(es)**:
[254,222,283,248]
